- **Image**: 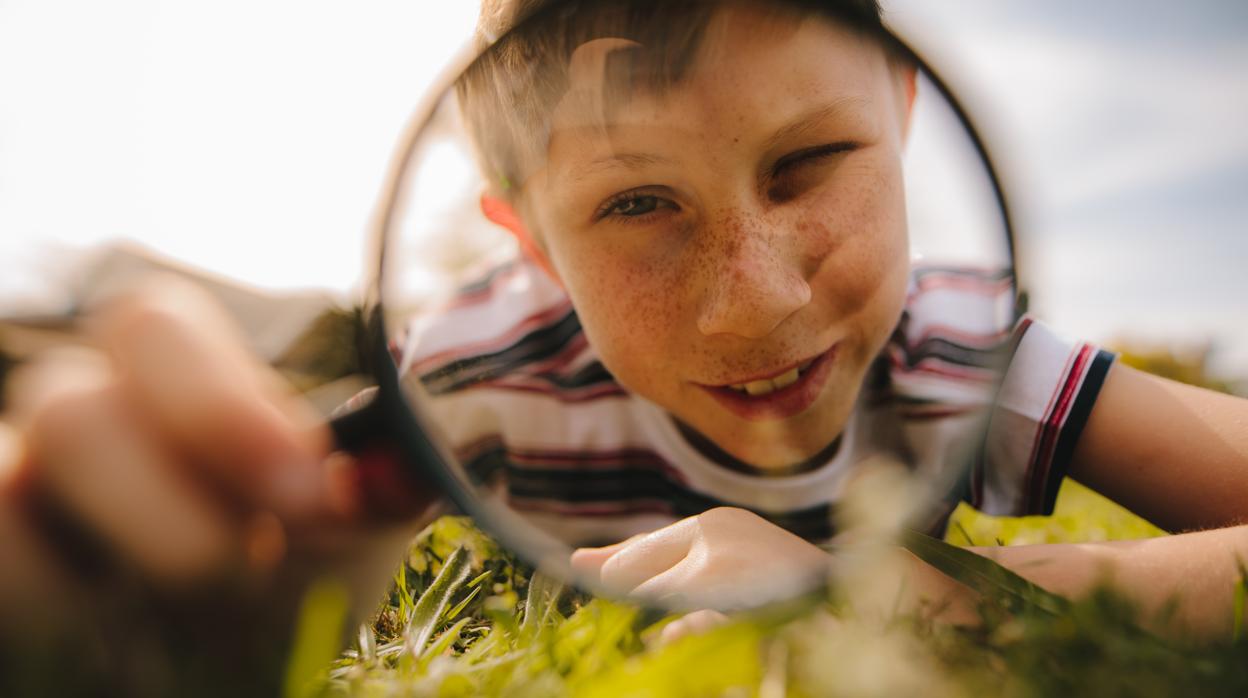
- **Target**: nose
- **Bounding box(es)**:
[694,211,812,339]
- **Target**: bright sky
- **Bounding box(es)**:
[2,1,1245,377]
[0,0,478,302]
[887,0,1248,378]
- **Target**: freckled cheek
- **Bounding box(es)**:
[562,251,688,392]
[805,166,909,343]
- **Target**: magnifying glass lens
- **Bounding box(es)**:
[365,0,1018,612]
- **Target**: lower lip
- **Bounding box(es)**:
[699,344,839,421]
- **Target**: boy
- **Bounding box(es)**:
[0,0,1245,659]
[404,0,1248,627]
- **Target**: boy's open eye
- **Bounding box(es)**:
[594,190,680,222]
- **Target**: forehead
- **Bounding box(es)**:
[528,5,892,184]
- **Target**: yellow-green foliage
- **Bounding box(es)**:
[317,513,1246,698]
[947,479,1166,548]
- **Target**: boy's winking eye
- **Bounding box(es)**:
[765,141,860,202]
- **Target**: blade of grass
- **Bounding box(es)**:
[404,546,473,660]
[1233,557,1247,642]
[520,572,563,639]
[357,623,377,664]
[283,577,350,698]
[394,567,412,627]
[953,520,977,547]
[444,585,484,624]
[900,529,1070,616]
[420,617,473,669]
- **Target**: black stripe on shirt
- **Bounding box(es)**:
[1039,348,1115,515]
[888,312,1016,373]
[896,336,1010,371]
[420,310,584,394]
[529,360,617,392]
[454,259,520,300]
[463,445,837,541]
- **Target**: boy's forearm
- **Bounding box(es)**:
[903,525,1248,640]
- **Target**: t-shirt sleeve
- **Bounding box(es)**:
[976,317,1116,517]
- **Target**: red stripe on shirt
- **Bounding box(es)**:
[887,349,999,383]
[458,438,690,483]
[508,498,679,518]
[1024,344,1093,513]
[908,274,1014,299]
[463,378,628,402]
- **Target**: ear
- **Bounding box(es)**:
[896,62,918,143]
[479,193,564,287]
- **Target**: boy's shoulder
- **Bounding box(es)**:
[399,255,622,401]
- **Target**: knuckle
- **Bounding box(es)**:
[153,521,239,587]
[696,506,754,527]
[96,275,247,366]
[99,289,194,352]
[598,553,630,588]
[6,350,111,424]
[28,384,113,450]
[98,273,211,321]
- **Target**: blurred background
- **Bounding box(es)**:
[1,0,1245,400]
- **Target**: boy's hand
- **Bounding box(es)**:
[0,277,433,684]
[656,609,730,646]
[570,506,831,610]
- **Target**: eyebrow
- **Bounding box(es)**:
[559,96,870,183]
[760,96,871,153]
[565,150,673,183]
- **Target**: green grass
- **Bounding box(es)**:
[310,487,1246,697]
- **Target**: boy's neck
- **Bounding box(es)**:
[673,419,843,477]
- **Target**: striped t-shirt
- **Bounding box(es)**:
[397,256,1115,546]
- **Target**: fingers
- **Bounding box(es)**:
[91,277,338,521]
[658,609,729,646]
[23,369,239,587]
[573,517,700,594]
[568,532,645,578]
[570,507,834,612]
[3,276,344,590]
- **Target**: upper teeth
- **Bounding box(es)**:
[728,361,811,397]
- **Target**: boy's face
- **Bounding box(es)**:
[518,6,912,468]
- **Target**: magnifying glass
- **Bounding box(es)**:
[334,0,1022,613]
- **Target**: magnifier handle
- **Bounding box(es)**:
[328,393,387,452]
[328,395,445,522]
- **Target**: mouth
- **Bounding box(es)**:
[696,344,839,421]
[721,355,820,397]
